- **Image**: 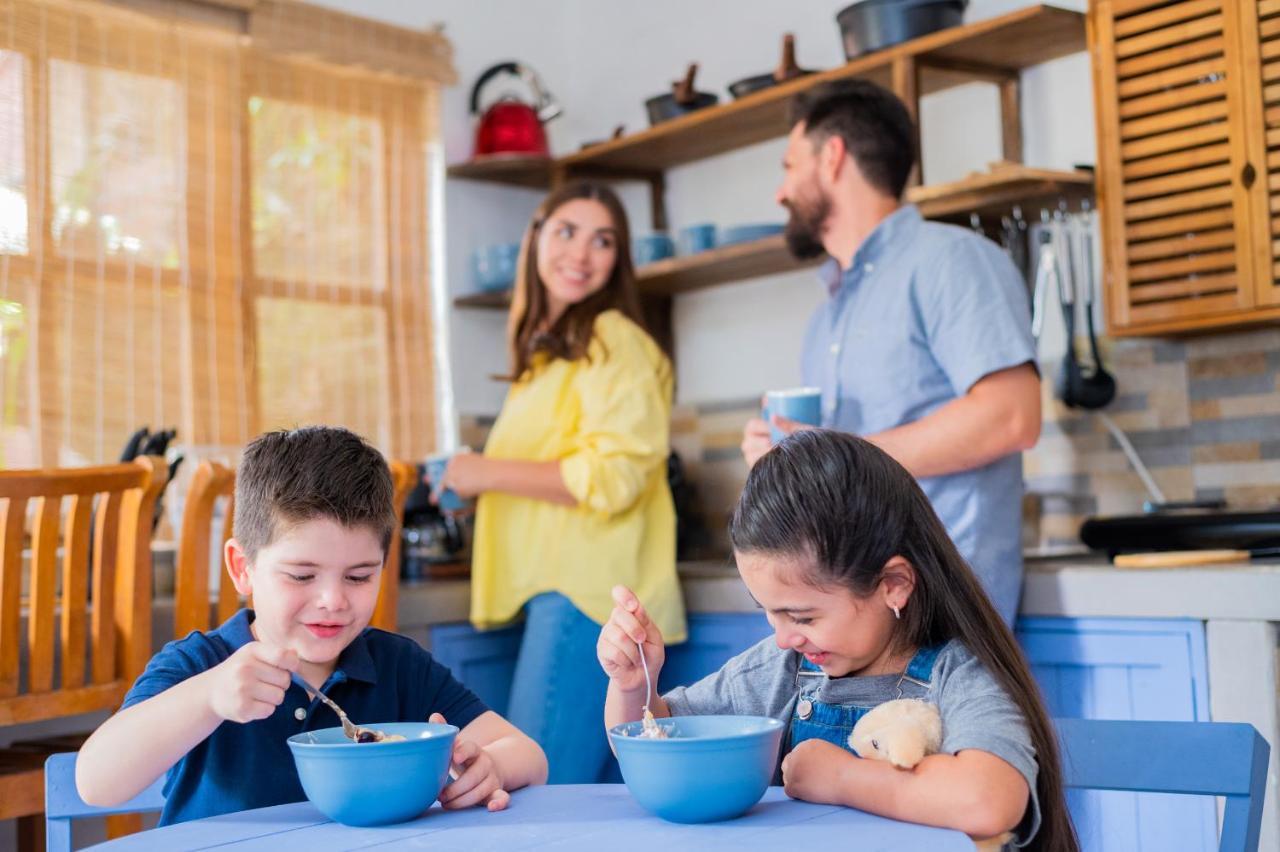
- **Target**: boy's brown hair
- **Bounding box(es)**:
[233,426,396,560]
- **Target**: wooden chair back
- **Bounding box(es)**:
[371,460,416,632]
[173,460,237,638]
[0,457,166,821]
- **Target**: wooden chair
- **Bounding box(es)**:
[0,457,167,843]
[1057,718,1271,852]
[44,752,165,852]
[173,460,237,638]
[173,458,415,635]
[373,460,417,632]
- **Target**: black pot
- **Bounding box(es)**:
[646,62,718,126]
[836,0,967,59]
[645,90,717,126]
[728,69,814,99]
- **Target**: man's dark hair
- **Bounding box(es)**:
[234,426,396,560]
[789,79,917,199]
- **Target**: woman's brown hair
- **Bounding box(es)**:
[503,182,648,381]
[730,430,1078,852]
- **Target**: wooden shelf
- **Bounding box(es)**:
[454,289,512,309]
[907,166,1095,222]
[446,155,554,188]
[452,166,1095,308]
[445,5,1085,185]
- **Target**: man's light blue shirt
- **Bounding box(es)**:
[800,204,1036,623]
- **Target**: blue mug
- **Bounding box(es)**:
[763,387,822,444]
[633,233,675,266]
[679,223,717,255]
[425,452,472,513]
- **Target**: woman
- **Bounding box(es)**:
[438,182,685,783]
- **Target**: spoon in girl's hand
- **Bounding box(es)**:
[636,640,667,739]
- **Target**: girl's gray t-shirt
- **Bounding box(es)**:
[662,637,1042,846]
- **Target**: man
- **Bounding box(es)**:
[741,80,1041,625]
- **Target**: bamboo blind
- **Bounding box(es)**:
[0,0,442,473]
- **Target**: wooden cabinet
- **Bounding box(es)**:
[1090,0,1280,334]
[1016,616,1215,852]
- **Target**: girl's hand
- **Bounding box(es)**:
[597,584,665,694]
[781,739,857,806]
[207,642,298,724]
[430,713,511,811]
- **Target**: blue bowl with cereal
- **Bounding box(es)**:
[608,714,784,823]
[287,721,457,826]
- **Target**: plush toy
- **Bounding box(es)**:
[848,699,1013,852]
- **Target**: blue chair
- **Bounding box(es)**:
[1056,719,1270,852]
[44,753,165,852]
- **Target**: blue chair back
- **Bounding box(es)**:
[44,753,165,852]
[1056,719,1270,852]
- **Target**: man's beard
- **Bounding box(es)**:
[782,185,831,260]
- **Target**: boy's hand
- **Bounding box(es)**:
[781,738,857,806]
[597,585,665,694]
[207,642,298,724]
[429,713,510,811]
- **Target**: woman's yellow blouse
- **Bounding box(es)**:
[470,310,687,642]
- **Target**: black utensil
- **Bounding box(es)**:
[727,34,814,99]
[1055,211,1116,410]
[120,426,149,462]
[1077,204,1116,408]
[645,63,718,126]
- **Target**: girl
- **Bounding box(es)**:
[597,429,1075,851]
[437,182,685,783]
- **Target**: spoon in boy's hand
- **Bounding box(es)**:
[291,673,402,742]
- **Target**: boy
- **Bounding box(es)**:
[77,427,547,824]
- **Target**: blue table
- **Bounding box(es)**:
[88,785,972,850]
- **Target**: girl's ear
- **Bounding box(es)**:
[880,556,917,611]
[225,538,254,596]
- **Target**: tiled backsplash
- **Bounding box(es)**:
[459,326,1280,556]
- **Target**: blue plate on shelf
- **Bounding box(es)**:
[717,223,785,247]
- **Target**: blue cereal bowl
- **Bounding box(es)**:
[288,722,457,826]
[608,715,784,823]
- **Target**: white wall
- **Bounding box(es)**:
[314,0,1095,417]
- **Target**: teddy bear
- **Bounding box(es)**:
[848,698,1013,852]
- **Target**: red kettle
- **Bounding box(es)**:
[469,62,561,159]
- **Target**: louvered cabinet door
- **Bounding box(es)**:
[1090,0,1262,333]
[1239,0,1280,306]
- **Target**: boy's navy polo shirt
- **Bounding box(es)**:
[121,609,489,825]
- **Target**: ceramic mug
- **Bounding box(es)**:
[679,223,717,255]
[425,451,473,513]
[762,387,822,444]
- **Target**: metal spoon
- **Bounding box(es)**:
[291,672,377,742]
[636,641,666,738]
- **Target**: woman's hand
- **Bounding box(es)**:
[597,584,665,695]
[781,738,858,805]
[436,450,489,499]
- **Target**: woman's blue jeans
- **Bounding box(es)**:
[506,592,612,784]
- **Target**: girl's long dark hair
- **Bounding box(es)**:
[730,430,1077,852]
[503,182,648,381]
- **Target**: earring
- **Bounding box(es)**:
[891,604,901,620]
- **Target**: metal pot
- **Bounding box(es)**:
[836,0,967,59]
[645,63,718,126]
[728,34,815,100]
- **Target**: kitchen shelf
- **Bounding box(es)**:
[446,5,1085,185]
[454,289,512,309]
[453,165,1095,307]
[446,155,555,188]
